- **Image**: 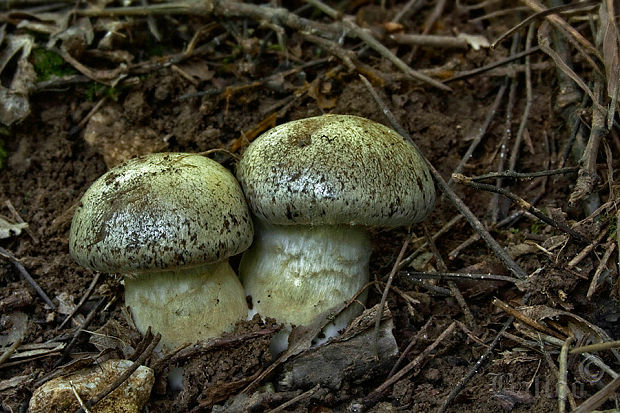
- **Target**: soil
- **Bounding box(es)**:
[1,1,619,412]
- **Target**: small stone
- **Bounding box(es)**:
[29,359,154,413]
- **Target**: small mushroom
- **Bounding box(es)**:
[70,153,253,349]
[237,114,435,352]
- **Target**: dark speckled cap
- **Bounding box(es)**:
[69,153,254,274]
[237,114,435,227]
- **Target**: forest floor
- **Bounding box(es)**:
[0,1,619,412]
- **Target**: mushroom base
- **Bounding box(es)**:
[124,261,248,350]
[239,221,371,344]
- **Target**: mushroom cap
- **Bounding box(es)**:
[237,114,435,227]
[70,153,253,274]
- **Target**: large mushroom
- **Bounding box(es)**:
[70,152,253,349]
[237,114,435,352]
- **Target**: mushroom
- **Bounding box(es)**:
[237,114,435,352]
[70,152,253,350]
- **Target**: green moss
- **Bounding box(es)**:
[0,141,7,169]
[31,48,77,81]
[608,218,617,241]
[143,38,166,58]
[266,43,284,52]
[84,82,126,102]
[0,126,9,169]
[530,220,543,235]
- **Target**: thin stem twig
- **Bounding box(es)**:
[571,340,620,354]
[0,247,55,310]
[445,46,541,83]
[58,273,101,330]
[436,318,512,413]
[509,22,536,172]
[4,200,38,244]
[304,0,451,91]
[567,225,608,269]
[570,375,620,413]
[491,0,599,48]
[387,317,433,378]
[389,33,468,49]
[569,81,607,206]
[266,384,321,413]
[397,215,463,271]
[453,173,589,243]
[521,0,602,61]
[374,238,410,357]
[0,337,23,367]
[403,270,520,284]
[493,298,563,339]
[56,298,106,367]
[491,33,520,223]
[587,242,617,299]
[558,336,574,413]
[423,225,475,327]
[469,167,579,182]
[364,322,457,405]
[448,80,508,186]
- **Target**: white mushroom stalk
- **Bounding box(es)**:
[69,153,253,350]
[237,115,436,352]
[125,261,248,348]
[241,221,371,326]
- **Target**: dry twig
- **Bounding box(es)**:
[403,270,519,284]
[56,298,106,367]
[423,224,475,327]
[4,200,38,244]
[0,337,23,368]
[447,80,507,185]
[363,322,457,406]
[58,273,101,330]
[509,23,536,173]
[569,81,607,206]
[374,237,409,357]
[387,316,433,378]
[493,298,563,339]
[571,340,620,354]
[570,375,620,413]
[453,173,589,243]
[436,318,512,413]
[266,384,321,413]
[0,246,55,310]
[558,336,574,413]
[469,167,578,182]
[586,241,617,299]
[304,0,451,91]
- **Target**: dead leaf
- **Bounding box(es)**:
[176,60,214,82]
[0,375,31,391]
[0,216,28,239]
[457,33,490,50]
[308,78,337,110]
[0,311,29,347]
[0,34,35,125]
[518,305,620,360]
[383,22,404,34]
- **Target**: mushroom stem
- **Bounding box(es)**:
[240,220,371,337]
[124,261,248,350]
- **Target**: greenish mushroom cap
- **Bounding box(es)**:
[70,153,253,274]
[237,114,435,227]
